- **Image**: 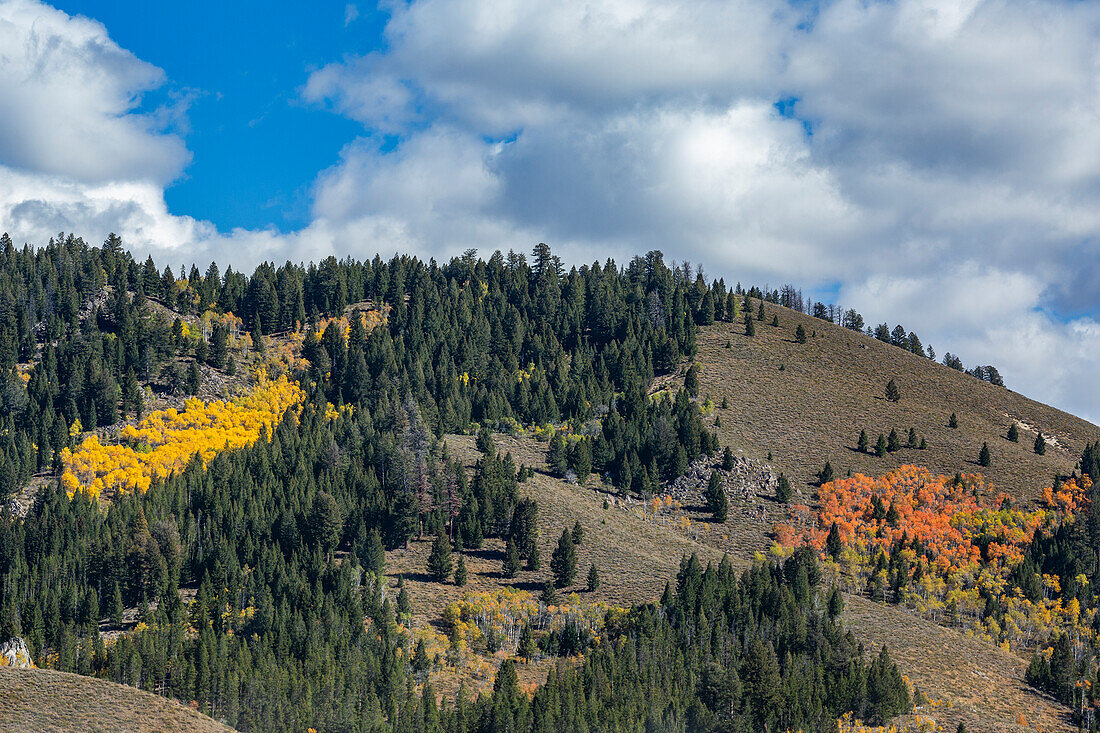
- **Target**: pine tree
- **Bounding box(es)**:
[1007,423,1019,442]
[949,412,958,429]
[876,434,887,457]
[887,428,900,452]
[684,364,700,396]
[364,527,386,576]
[979,442,992,467]
[817,460,834,486]
[550,529,577,588]
[502,538,521,578]
[795,324,807,343]
[518,624,536,660]
[827,585,844,618]
[776,473,791,503]
[587,563,600,592]
[907,427,918,448]
[427,531,453,583]
[571,520,584,545]
[885,379,900,402]
[757,300,765,321]
[540,580,559,606]
[525,543,541,571]
[721,445,734,471]
[857,429,868,453]
[547,431,568,477]
[110,581,124,628]
[744,310,755,336]
[454,555,468,587]
[826,522,843,558]
[1034,433,1046,455]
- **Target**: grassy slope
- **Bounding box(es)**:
[388,434,1074,731]
[694,304,1098,502]
[0,666,234,733]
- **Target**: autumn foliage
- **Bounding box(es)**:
[60,373,305,499]
[776,465,1092,653]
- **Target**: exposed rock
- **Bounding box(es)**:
[0,637,34,668]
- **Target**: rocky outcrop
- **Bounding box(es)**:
[0,637,34,668]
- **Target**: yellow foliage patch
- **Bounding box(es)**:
[60,374,305,499]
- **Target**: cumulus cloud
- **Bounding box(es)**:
[0,0,189,183]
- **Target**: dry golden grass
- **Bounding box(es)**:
[0,666,233,733]
[694,305,1098,503]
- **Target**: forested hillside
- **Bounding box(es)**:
[0,232,1093,731]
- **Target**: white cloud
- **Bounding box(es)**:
[0,0,189,184]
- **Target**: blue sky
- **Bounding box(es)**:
[56,0,382,231]
[0,0,1098,422]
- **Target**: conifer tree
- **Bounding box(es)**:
[757,300,765,321]
[518,624,536,660]
[721,445,734,471]
[817,460,834,486]
[875,433,887,457]
[454,555,467,587]
[826,522,843,558]
[547,431,568,477]
[887,428,900,452]
[1007,423,1019,442]
[571,520,584,546]
[427,531,453,583]
[587,563,600,592]
[109,581,124,628]
[776,473,791,503]
[551,529,576,588]
[858,429,869,453]
[684,363,700,396]
[795,324,807,343]
[1034,433,1046,455]
[949,412,958,428]
[525,543,541,571]
[744,310,755,337]
[979,442,992,467]
[907,427,918,448]
[772,315,779,327]
[540,580,559,606]
[885,379,900,402]
[503,538,521,578]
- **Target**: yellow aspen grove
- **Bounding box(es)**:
[59,373,305,500]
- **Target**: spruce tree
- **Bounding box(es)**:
[1034,433,1046,455]
[949,412,958,428]
[540,580,559,605]
[858,429,868,453]
[721,445,735,471]
[109,581,124,628]
[551,529,577,588]
[757,300,765,321]
[525,543,541,571]
[795,324,807,343]
[744,310,755,337]
[1007,423,1019,442]
[684,364,700,397]
[885,379,900,402]
[978,442,992,467]
[776,473,791,503]
[571,520,584,546]
[772,315,779,327]
[817,460,834,486]
[876,434,887,457]
[503,538,521,578]
[587,563,600,592]
[887,429,900,452]
[427,531,453,583]
[907,427,918,448]
[454,556,468,587]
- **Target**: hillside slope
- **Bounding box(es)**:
[390,433,1075,732]
[0,666,234,733]
[691,303,1097,502]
